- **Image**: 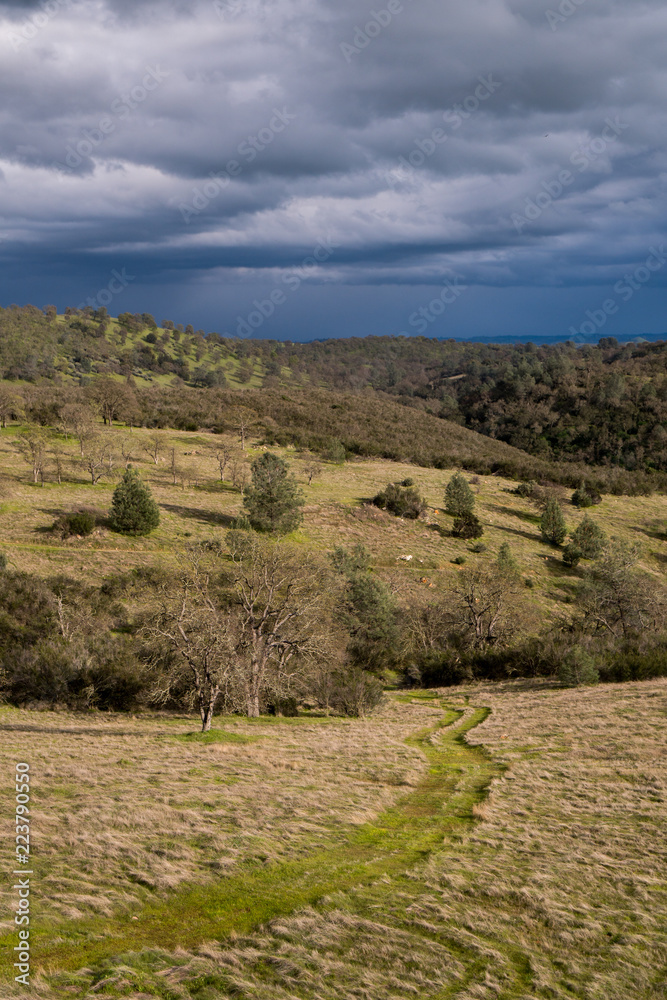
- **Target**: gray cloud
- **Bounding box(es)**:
[0,0,665,338]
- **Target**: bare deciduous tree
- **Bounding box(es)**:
[213,441,233,482]
[119,437,135,469]
[82,437,111,485]
[143,551,240,731]
[145,536,339,725]
[449,565,522,648]
[15,427,48,484]
[229,405,256,451]
[59,403,95,457]
[230,458,250,493]
[143,434,161,466]
[49,443,67,485]
[574,542,666,639]
[227,531,338,717]
[302,460,322,486]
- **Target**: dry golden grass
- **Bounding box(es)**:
[131,681,667,1000]
[0,700,432,931]
[1,682,664,999]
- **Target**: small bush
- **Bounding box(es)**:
[558,648,599,687]
[329,668,385,717]
[373,481,427,519]
[512,480,538,499]
[452,513,484,539]
[330,544,371,575]
[452,556,466,565]
[67,512,95,536]
[470,543,487,553]
[54,511,96,538]
[324,439,346,464]
[562,543,582,568]
[572,484,602,508]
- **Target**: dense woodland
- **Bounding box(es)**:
[1,304,666,477]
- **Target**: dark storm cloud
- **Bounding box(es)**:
[0,0,666,337]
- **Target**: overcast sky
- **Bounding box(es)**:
[1,0,666,341]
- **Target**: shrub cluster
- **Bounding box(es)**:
[372,479,427,519]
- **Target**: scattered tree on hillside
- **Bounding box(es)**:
[230,457,250,493]
[229,405,256,450]
[0,385,22,427]
[540,497,567,546]
[82,437,111,485]
[563,515,607,566]
[110,468,160,536]
[119,437,135,469]
[302,459,322,486]
[143,434,161,466]
[49,443,67,485]
[213,442,233,482]
[445,472,476,519]
[332,545,399,674]
[243,452,304,534]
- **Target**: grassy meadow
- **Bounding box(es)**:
[0,681,665,998]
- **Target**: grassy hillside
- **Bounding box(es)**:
[0,682,664,998]
[0,423,664,628]
[2,304,666,477]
